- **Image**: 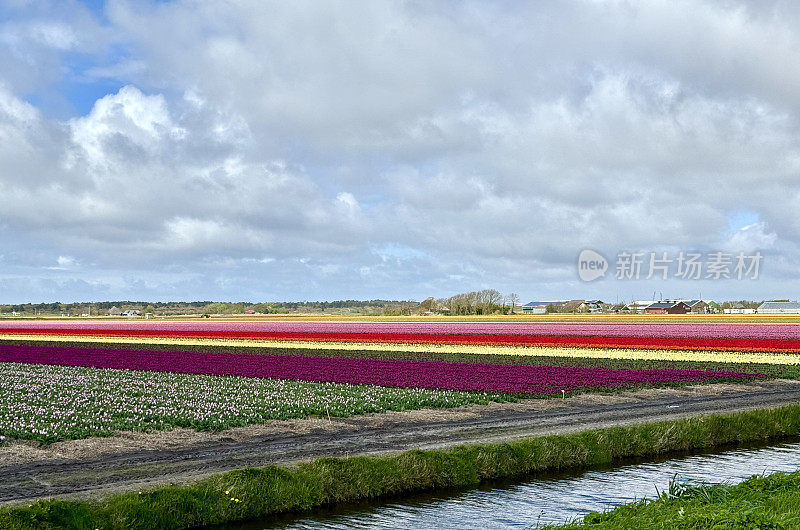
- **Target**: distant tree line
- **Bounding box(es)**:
[272,300,410,311]
[0,299,419,317]
[436,290,520,315]
[0,301,214,316]
[2,297,782,317]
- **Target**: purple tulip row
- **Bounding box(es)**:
[0,343,758,395]
[1,320,798,340]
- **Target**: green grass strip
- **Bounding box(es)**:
[550,470,800,529]
[4,404,800,529]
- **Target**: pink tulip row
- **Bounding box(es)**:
[0,320,798,340]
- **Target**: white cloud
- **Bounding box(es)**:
[2,1,800,301]
[725,222,779,252]
[68,85,181,170]
[56,255,76,267]
[28,21,78,50]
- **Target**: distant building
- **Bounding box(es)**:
[667,299,711,314]
[522,300,569,314]
[685,300,710,313]
[758,301,800,314]
[724,302,755,314]
[107,306,122,316]
[580,299,605,312]
[121,309,140,317]
[622,300,659,313]
[644,301,691,314]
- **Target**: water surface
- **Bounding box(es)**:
[221,440,800,529]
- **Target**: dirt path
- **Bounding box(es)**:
[3,379,800,505]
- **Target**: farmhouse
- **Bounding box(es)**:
[121,309,140,317]
[724,302,755,314]
[521,300,568,314]
[621,300,659,313]
[667,299,711,314]
[758,301,800,314]
[107,306,121,316]
[682,300,708,313]
[580,299,605,312]
[644,301,691,314]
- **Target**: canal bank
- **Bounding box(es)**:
[219,439,800,528]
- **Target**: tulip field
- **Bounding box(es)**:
[0,362,514,443]
[1,319,799,443]
[2,320,800,350]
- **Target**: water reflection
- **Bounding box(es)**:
[222,441,800,529]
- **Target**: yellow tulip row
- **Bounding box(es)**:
[2,333,800,365]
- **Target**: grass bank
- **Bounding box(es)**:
[4,404,800,529]
[550,470,800,529]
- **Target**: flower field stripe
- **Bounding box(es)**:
[0,344,757,394]
[3,334,800,364]
[1,327,800,352]
[0,362,512,442]
[2,320,800,340]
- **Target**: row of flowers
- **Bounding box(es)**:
[4,335,800,365]
[1,320,799,340]
[2,327,800,352]
[0,343,760,395]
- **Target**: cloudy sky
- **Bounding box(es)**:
[1,0,799,303]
